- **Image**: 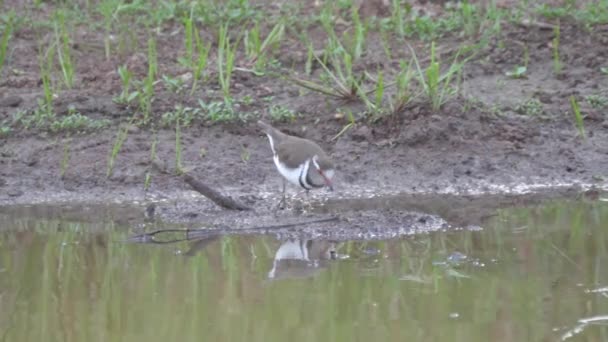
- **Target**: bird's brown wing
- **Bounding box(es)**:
[276,138,326,169]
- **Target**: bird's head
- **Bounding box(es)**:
[312,155,334,191]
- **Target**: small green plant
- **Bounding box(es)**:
[198,99,242,122]
[0,125,10,137]
[240,145,250,163]
[269,105,296,122]
[505,65,527,79]
[114,65,138,104]
[161,75,185,93]
[107,125,129,178]
[0,10,15,76]
[552,25,562,75]
[585,94,608,109]
[50,109,110,133]
[515,98,544,116]
[570,96,586,139]
[161,105,201,127]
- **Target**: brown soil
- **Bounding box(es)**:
[0,2,607,237]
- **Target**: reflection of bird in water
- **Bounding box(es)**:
[268,240,338,280]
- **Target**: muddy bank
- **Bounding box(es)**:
[1,6,607,234]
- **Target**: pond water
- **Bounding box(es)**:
[1,200,607,341]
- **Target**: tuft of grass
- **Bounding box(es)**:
[217,24,239,101]
[60,139,71,178]
[240,145,250,163]
[175,119,183,175]
[0,10,15,76]
[144,133,157,191]
[38,43,56,120]
[389,59,416,114]
[289,47,363,101]
[106,125,129,178]
[390,0,406,37]
[180,8,195,67]
[97,0,119,60]
[552,24,562,75]
[190,23,211,95]
[348,7,367,61]
[410,42,465,111]
[139,36,158,123]
[53,10,75,89]
[113,65,137,105]
[244,20,285,71]
[570,96,586,139]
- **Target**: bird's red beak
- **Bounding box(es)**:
[319,170,333,191]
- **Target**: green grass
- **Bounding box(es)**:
[569,96,586,139]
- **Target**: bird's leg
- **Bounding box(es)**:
[276,178,286,210]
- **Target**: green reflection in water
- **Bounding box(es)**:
[0,201,607,342]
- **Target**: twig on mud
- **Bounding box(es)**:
[151,159,251,211]
[183,173,251,211]
[126,216,340,244]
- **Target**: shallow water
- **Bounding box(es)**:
[1,200,607,341]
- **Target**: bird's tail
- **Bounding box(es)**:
[257,120,275,135]
[257,120,285,141]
